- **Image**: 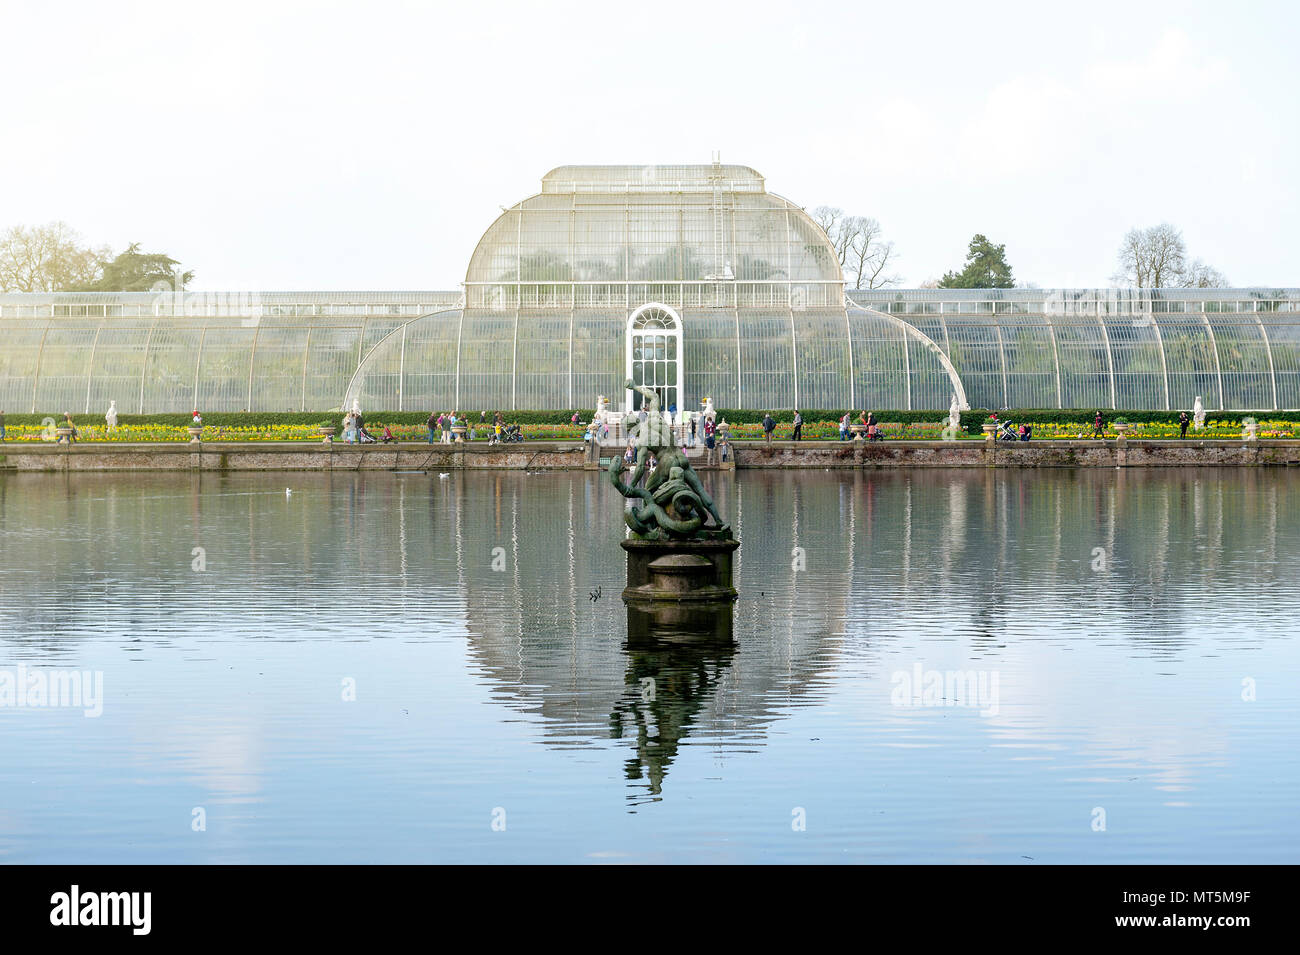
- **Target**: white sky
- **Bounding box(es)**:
[1,0,1295,291]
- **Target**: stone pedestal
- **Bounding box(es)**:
[626,601,734,645]
[621,537,739,604]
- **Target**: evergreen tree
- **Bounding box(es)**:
[78,243,193,291]
[937,234,1015,288]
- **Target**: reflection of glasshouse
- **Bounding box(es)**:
[2,162,1299,412]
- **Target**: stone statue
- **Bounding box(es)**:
[610,379,729,540]
[700,396,716,423]
[1193,396,1206,430]
[105,400,118,432]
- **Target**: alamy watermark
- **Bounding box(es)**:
[0,664,103,717]
[890,663,1000,717]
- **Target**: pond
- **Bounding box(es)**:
[0,467,1295,863]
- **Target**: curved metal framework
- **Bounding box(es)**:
[4,174,1300,414]
[850,288,1300,410]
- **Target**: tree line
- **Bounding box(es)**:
[0,222,192,292]
[1,216,1230,293]
[812,210,1228,290]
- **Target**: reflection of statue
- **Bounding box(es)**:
[611,380,728,538]
[612,606,735,799]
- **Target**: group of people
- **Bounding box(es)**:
[845,411,881,442]
[342,409,384,444]
[760,410,808,442]
[425,410,513,444]
[759,410,886,442]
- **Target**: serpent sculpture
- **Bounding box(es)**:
[609,380,730,541]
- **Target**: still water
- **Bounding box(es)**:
[0,467,1296,863]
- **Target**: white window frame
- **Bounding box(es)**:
[625,302,684,414]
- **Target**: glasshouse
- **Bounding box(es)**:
[2,161,1298,413]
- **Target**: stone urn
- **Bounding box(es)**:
[716,419,730,441]
[187,426,203,444]
[1112,422,1129,438]
[452,425,468,443]
[55,426,74,443]
[982,423,997,441]
[318,426,336,444]
[1242,417,1257,441]
[850,423,867,442]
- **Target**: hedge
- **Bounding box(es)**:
[0,410,589,429]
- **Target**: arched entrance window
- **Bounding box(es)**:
[626,303,683,413]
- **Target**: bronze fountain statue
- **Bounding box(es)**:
[609,380,730,541]
[608,380,738,608]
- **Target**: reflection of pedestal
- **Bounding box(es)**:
[626,601,734,644]
[620,538,739,604]
[617,601,736,797]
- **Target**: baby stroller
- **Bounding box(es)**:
[502,424,525,443]
[997,420,1020,442]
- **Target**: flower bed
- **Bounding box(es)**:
[5,415,1294,443]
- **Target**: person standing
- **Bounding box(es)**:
[1179,411,1190,439]
[0,409,5,442]
[791,409,803,441]
[839,412,851,441]
[762,412,776,443]
[688,413,697,447]
[1093,411,1105,439]
[63,412,79,443]
[426,411,437,444]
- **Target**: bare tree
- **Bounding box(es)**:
[1114,223,1186,288]
[811,206,851,266]
[1182,258,1230,288]
[0,222,108,291]
[813,207,900,289]
[1113,223,1228,288]
[843,216,899,289]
